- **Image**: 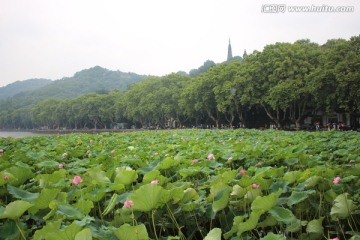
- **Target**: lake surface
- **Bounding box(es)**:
[0,131,49,138]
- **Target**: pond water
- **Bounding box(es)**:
[0,131,49,138]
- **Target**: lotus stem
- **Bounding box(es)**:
[16,221,26,240]
[152,210,159,240]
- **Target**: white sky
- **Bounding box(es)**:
[0,0,359,87]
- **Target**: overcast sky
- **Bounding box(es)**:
[0,0,359,87]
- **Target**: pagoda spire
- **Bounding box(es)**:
[227,38,233,61]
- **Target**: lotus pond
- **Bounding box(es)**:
[0,129,359,240]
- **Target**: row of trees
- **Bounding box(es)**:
[1,35,359,130]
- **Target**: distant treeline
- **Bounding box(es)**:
[0,35,359,130]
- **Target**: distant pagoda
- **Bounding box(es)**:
[227,38,233,61]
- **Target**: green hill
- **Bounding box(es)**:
[0,78,52,100]
[1,66,147,108]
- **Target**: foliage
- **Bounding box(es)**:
[0,79,52,101]
[2,36,360,130]
[0,129,359,239]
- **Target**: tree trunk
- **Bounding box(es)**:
[262,104,282,128]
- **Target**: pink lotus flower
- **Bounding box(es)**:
[329,237,339,240]
[3,175,9,181]
[124,200,134,208]
[349,160,355,164]
[227,157,233,162]
[0,149,4,153]
[333,177,341,185]
[72,176,83,185]
[240,169,246,175]
[151,179,159,185]
[58,163,64,169]
[207,154,215,160]
[251,184,260,189]
[191,159,199,164]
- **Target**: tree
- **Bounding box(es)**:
[189,60,216,77]
[182,69,221,128]
[247,41,320,128]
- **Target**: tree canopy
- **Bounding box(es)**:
[0,35,359,130]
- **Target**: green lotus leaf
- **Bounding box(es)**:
[269,206,297,224]
[74,199,94,216]
[260,232,286,240]
[86,166,111,186]
[180,188,199,203]
[75,228,92,240]
[6,166,34,186]
[113,223,149,240]
[212,187,232,213]
[237,211,262,236]
[143,169,169,184]
[181,201,198,212]
[204,228,222,240]
[0,220,21,239]
[230,185,247,198]
[57,204,85,220]
[35,170,67,188]
[36,222,83,240]
[244,189,262,203]
[324,189,337,203]
[304,176,322,188]
[156,157,179,170]
[251,191,281,213]
[287,190,315,206]
[330,193,356,219]
[215,170,237,184]
[114,167,138,185]
[283,171,301,184]
[306,217,324,235]
[130,184,170,212]
[109,182,125,192]
[84,189,107,202]
[0,200,33,220]
[74,216,96,227]
[238,176,253,188]
[208,182,230,201]
[224,216,245,239]
[0,171,17,186]
[179,168,200,178]
[340,175,357,183]
[169,187,185,204]
[269,181,288,193]
[285,158,299,166]
[333,149,348,157]
[286,219,303,233]
[7,184,39,202]
[349,235,360,240]
[33,220,62,240]
[254,166,272,177]
[32,188,61,210]
[36,160,59,168]
[257,214,278,228]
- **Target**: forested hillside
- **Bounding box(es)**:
[5,66,146,102]
[0,66,147,124]
[0,36,359,130]
[0,78,52,100]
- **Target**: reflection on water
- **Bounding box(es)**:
[0,131,49,138]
